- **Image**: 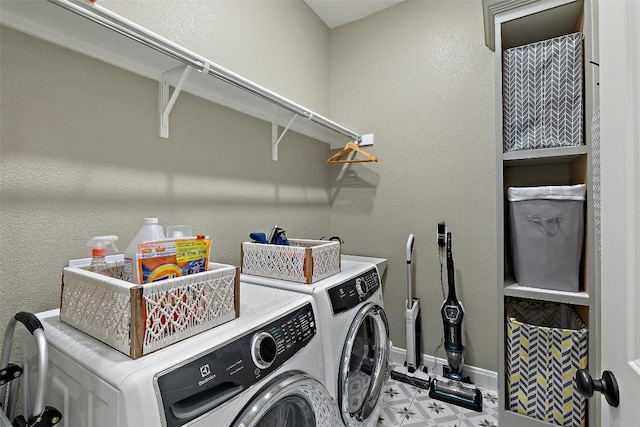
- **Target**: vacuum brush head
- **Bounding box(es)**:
[429,378,483,412]
[390,364,430,390]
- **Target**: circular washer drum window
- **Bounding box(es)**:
[232,371,339,427]
[339,303,390,427]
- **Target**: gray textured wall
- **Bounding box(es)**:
[329,0,497,371]
[0,0,332,355]
[0,0,498,372]
[100,0,330,114]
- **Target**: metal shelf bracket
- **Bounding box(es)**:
[160,65,194,138]
[272,115,298,161]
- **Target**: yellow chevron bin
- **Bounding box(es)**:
[506,298,588,426]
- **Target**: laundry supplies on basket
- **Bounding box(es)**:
[506,298,588,427]
[503,32,584,152]
[507,184,586,292]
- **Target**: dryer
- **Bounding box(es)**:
[20,283,337,427]
[241,256,390,427]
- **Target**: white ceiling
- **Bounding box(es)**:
[304,0,405,29]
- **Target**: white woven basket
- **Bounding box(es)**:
[241,239,340,284]
[60,262,239,358]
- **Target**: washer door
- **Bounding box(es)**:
[338,303,390,427]
[232,371,338,427]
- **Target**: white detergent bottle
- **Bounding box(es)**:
[86,235,119,278]
[124,218,165,283]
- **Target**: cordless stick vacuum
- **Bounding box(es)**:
[390,234,430,389]
[429,232,483,412]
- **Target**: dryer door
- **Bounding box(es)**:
[338,303,390,427]
[231,371,338,427]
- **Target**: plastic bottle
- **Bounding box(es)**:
[86,235,119,278]
[166,224,192,239]
[124,218,166,284]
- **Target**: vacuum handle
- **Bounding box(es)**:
[446,232,457,299]
[406,234,415,263]
[406,234,415,309]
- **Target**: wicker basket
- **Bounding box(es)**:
[241,239,340,284]
[60,262,239,359]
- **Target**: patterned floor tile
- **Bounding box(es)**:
[401,417,444,427]
[376,405,403,427]
[378,403,416,426]
[460,410,499,427]
[392,405,427,425]
[412,393,464,422]
[479,388,499,409]
[380,378,417,406]
[478,389,499,417]
[419,418,465,427]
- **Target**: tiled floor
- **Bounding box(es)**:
[377,377,499,427]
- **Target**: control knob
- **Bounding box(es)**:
[355,277,368,297]
[251,332,278,370]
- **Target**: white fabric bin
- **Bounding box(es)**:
[508,184,586,292]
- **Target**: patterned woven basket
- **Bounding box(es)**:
[503,32,584,152]
[506,298,587,426]
[241,239,340,284]
[60,262,239,359]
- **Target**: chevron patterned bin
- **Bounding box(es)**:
[506,298,587,426]
[503,32,584,152]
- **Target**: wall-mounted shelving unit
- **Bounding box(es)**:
[483,0,599,426]
[0,0,367,160]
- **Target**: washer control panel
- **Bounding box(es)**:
[327,267,380,315]
[156,303,316,427]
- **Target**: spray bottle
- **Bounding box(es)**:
[86,235,119,277]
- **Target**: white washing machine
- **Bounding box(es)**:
[241,256,390,427]
[20,283,337,427]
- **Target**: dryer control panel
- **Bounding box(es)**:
[156,303,316,427]
[327,267,380,315]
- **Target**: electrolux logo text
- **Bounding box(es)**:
[200,364,210,377]
[198,364,216,386]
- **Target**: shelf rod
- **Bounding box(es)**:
[47,0,361,143]
[160,65,193,139]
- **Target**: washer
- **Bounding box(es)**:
[21,283,337,427]
[241,256,390,427]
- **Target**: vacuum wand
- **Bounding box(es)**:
[446,232,456,300]
[406,234,415,310]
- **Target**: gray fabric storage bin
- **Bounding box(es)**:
[503,32,584,152]
[508,184,586,292]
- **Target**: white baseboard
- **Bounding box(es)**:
[389,346,498,392]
